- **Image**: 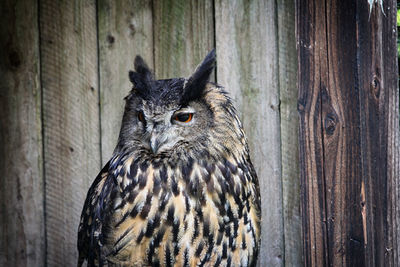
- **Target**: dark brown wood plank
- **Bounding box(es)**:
[39,0,100,265]
[356,0,399,266]
[98,0,153,164]
[215,1,283,265]
[382,0,400,263]
[297,0,329,265]
[324,2,363,266]
[153,0,214,79]
[0,0,44,266]
[297,0,399,265]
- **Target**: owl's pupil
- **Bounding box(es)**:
[174,113,193,123]
[138,111,145,123]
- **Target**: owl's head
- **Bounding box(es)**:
[117,50,246,159]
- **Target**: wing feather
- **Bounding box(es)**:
[77,161,115,267]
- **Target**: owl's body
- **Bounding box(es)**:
[78,51,261,267]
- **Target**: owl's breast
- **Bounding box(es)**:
[103,155,260,267]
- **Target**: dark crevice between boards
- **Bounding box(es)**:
[37,1,48,266]
[96,0,103,168]
[274,0,285,264]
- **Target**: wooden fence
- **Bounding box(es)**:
[0,0,398,266]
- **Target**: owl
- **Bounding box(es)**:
[78,50,261,267]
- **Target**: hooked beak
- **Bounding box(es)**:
[150,134,160,154]
[149,128,167,154]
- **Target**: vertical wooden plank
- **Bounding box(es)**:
[298,0,365,265]
[39,0,100,265]
[0,0,44,266]
[98,0,153,164]
[297,0,399,265]
[382,1,400,264]
[277,0,302,265]
[324,2,364,266]
[215,1,283,266]
[153,0,214,79]
[357,0,400,265]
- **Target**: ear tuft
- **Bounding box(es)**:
[129,56,153,96]
[134,56,152,77]
[180,49,216,105]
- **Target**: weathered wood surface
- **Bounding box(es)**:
[297,0,399,265]
[358,1,400,265]
[153,0,214,79]
[0,0,44,266]
[215,1,284,265]
[98,0,154,164]
[277,0,302,265]
[39,0,100,265]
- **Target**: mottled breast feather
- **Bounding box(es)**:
[78,149,260,267]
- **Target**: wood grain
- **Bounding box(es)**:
[98,0,154,164]
[39,0,100,265]
[0,0,44,266]
[215,1,284,265]
[153,0,214,79]
[297,0,399,265]
[357,0,400,265]
[277,0,302,265]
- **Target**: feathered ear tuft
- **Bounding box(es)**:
[129,55,153,97]
[180,49,216,105]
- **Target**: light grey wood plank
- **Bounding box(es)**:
[153,0,214,79]
[215,0,283,265]
[0,0,44,266]
[277,0,302,265]
[98,0,154,164]
[39,0,100,264]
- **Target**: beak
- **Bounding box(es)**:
[150,134,160,154]
[149,127,166,154]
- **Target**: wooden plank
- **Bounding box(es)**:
[39,0,100,265]
[277,0,302,265]
[215,1,283,265]
[297,0,399,265]
[382,1,400,264]
[296,0,329,264]
[153,0,214,79]
[0,0,44,266]
[297,0,364,265]
[98,0,153,164]
[356,0,399,265]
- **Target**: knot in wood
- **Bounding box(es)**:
[107,34,115,47]
[8,50,21,70]
[297,98,306,114]
[129,23,136,36]
[370,76,380,99]
[324,113,337,135]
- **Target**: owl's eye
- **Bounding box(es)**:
[173,113,193,123]
[138,111,145,123]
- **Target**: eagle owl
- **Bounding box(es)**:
[78,50,261,267]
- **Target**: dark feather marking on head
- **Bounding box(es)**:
[129,56,153,98]
[180,49,216,105]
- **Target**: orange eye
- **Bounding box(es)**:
[138,111,145,122]
[174,113,193,123]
